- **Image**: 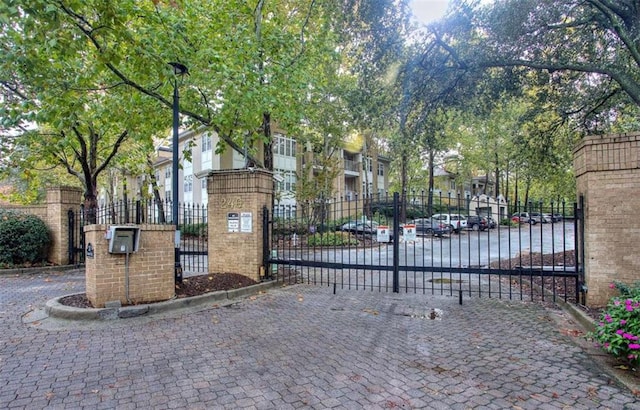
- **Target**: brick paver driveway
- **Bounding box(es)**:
[1,269,639,409]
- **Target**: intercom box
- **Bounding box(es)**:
[108,226,141,254]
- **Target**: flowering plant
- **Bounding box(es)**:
[589,281,640,366]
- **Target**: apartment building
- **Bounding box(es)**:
[111,127,391,211]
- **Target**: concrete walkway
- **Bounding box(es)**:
[1,269,639,409]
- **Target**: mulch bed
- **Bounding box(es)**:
[58,272,258,309]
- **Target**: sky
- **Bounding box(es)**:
[409,0,450,24]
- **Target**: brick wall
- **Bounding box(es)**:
[207,169,273,281]
[0,186,82,266]
[574,133,640,307]
[84,224,174,308]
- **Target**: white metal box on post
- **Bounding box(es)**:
[107,226,141,254]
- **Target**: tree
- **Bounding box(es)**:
[1,1,174,218]
[427,0,640,132]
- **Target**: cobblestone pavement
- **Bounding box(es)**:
[1,269,639,409]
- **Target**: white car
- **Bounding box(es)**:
[431,213,468,233]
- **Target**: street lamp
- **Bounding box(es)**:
[169,62,188,284]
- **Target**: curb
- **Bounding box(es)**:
[45,280,281,321]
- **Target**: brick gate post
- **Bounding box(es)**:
[574,133,640,307]
[46,186,83,266]
[206,169,273,281]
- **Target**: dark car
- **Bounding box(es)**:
[466,215,488,231]
[407,218,452,236]
[340,220,379,234]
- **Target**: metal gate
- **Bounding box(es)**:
[67,200,209,274]
[67,208,85,266]
[265,192,584,303]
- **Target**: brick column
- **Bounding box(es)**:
[574,133,640,307]
[46,187,82,266]
[207,169,273,281]
[84,224,175,307]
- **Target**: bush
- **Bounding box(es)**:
[0,210,51,267]
[306,232,358,246]
[589,281,640,367]
[181,222,207,238]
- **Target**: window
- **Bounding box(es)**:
[184,175,193,193]
[378,163,384,176]
[201,134,212,152]
[165,168,172,178]
[274,169,297,192]
[273,134,296,158]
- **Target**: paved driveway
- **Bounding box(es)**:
[1,269,639,409]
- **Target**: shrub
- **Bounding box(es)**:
[306,232,358,246]
[589,281,640,367]
[0,210,51,267]
[181,222,207,238]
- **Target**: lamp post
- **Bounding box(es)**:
[169,62,188,284]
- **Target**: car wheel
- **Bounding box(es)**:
[426,228,434,235]
[471,224,479,231]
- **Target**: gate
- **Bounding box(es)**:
[67,200,209,274]
[265,192,584,303]
[67,208,85,266]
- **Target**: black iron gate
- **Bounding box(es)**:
[67,200,208,274]
[67,208,85,266]
[265,192,584,303]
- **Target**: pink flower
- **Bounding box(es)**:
[615,300,621,306]
[605,314,613,323]
[617,329,625,335]
[626,305,634,312]
[620,320,627,325]
[610,283,616,289]
[628,344,640,350]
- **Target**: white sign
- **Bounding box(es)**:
[227,212,239,232]
[376,225,390,243]
[240,212,253,233]
[403,224,416,242]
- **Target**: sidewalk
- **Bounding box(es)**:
[1,269,639,409]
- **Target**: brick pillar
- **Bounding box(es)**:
[46,186,83,266]
[207,169,273,281]
[85,224,175,307]
[574,133,640,307]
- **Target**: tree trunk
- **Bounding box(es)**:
[147,156,166,223]
[262,112,273,171]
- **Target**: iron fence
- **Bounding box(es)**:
[266,192,584,303]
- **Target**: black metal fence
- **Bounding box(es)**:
[266,192,584,304]
[68,199,208,273]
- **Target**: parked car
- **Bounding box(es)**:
[529,212,549,223]
[431,213,468,233]
[406,218,452,236]
[340,220,379,234]
[511,212,536,224]
[485,216,497,229]
[466,215,489,231]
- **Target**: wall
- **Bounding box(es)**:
[84,224,174,307]
[0,186,83,266]
[574,133,640,307]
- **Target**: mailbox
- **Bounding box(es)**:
[108,226,141,254]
